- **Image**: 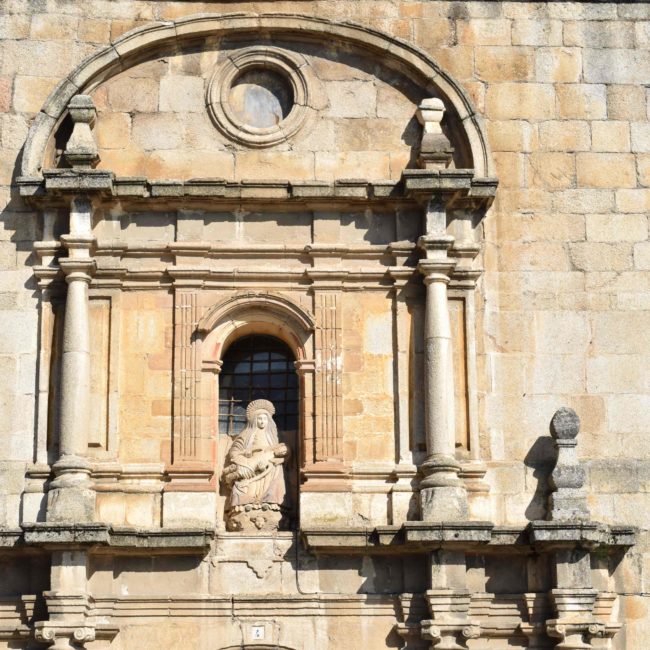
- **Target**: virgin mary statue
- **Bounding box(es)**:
[222,399,289,531]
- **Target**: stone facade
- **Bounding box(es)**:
[0,2,649,649]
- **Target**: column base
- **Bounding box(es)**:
[420,486,468,521]
[47,486,95,523]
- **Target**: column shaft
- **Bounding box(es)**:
[59,272,91,458]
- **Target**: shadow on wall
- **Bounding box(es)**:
[523,435,556,521]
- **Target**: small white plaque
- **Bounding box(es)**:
[251,625,265,640]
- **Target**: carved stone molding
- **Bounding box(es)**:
[206,46,323,148]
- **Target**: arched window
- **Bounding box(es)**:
[218,335,299,436]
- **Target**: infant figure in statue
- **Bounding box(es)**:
[222,399,289,531]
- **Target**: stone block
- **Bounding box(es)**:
[535,47,581,83]
[456,18,512,46]
[563,20,635,48]
[315,151,390,181]
[485,83,555,120]
[584,48,650,84]
[132,113,183,151]
[576,153,637,189]
[592,312,650,354]
[1,114,28,152]
[556,83,607,120]
[325,81,376,118]
[634,242,650,270]
[526,354,586,395]
[487,120,537,152]
[300,492,351,527]
[587,355,650,394]
[78,18,111,43]
[162,491,216,527]
[474,46,535,83]
[124,493,158,527]
[493,152,526,188]
[591,121,631,153]
[552,188,614,214]
[30,13,78,40]
[631,122,650,153]
[538,120,590,152]
[159,75,205,113]
[607,84,648,121]
[534,311,590,354]
[106,75,159,113]
[12,76,57,114]
[569,242,633,272]
[96,492,126,525]
[1,39,73,77]
[237,151,313,182]
[96,112,131,150]
[639,154,650,187]
[586,213,647,242]
[0,77,11,114]
[497,242,570,271]
[512,18,562,46]
[526,152,575,189]
[0,13,30,39]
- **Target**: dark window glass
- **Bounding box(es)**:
[218,335,299,436]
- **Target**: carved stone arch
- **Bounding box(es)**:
[21,12,495,178]
[198,292,316,364]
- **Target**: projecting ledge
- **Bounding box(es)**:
[1,523,215,552]
[300,521,635,555]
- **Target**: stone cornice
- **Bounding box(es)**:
[0,523,215,552]
[300,521,636,555]
[18,171,496,209]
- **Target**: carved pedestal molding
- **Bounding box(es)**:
[47,197,96,523]
[417,217,467,521]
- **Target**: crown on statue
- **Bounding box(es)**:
[246,399,275,420]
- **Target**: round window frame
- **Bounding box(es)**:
[207,47,310,148]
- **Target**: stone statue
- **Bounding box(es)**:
[222,399,290,531]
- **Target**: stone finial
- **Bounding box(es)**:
[547,407,590,522]
[416,97,454,170]
[64,95,99,169]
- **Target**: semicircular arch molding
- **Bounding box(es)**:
[198,292,315,363]
[22,13,495,179]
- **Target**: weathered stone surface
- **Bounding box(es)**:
[0,3,648,649]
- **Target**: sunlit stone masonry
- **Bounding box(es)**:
[0,2,649,649]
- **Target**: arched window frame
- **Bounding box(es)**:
[195,292,316,471]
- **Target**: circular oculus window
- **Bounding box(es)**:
[207,47,310,148]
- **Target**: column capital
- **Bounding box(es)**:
[59,258,96,283]
[418,260,455,283]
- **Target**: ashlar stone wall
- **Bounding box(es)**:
[1,1,650,649]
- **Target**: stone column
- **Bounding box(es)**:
[417,219,467,521]
[47,197,96,523]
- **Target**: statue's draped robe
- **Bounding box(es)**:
[226,426,286,509]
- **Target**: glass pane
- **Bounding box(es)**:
[252,360,268,372]
[270,374,285,388]
[234,374,249,387]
